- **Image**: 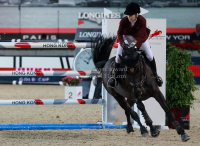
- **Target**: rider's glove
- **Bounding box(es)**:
[134,45,140,50]
[120,42,129,50]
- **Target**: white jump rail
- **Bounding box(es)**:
[0,99,104,105]
[0,71,99,76]
[0,42,118,49]
[0,42,91,49]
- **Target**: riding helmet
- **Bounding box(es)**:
[124,2,140,15]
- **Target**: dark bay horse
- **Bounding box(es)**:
[91,35,190,142]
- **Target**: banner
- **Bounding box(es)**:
[75,28,102,42]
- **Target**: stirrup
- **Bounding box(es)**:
[107,77,117,88]
[155,76,163,87]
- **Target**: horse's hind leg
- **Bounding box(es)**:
[136,98,160,137]
[113,94,148,137]
[154,91,190,142]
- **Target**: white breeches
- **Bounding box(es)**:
[115,35,153,63]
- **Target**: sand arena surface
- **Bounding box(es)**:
[0,85,199,146]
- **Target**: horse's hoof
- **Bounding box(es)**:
[181,133,190,142]
[140,127,148,137]
[150,128,160,137]
[126,125,134,134]
[142,132,148,137]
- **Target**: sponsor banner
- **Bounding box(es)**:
[0,28,196,44]
[190,65,200,77]
[145,19,166,126]
[75,28,102,42]
[194,77,200,84]
[168,107,190,130]
[180,107,190,130]
[0,33,75,41]
[166,33,191,43]
[0,76,61,83]
[1,33,192,44]
[78,12,121,25]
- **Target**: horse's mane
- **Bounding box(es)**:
[91,35,116,69]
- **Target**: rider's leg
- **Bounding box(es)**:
[108,43,122,87]
[140,40,163,87]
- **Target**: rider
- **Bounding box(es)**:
[109,2,163,87]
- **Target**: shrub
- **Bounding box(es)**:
[166,43,197,108]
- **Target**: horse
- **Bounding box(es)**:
[91,35,190,142]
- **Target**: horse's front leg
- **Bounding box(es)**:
[125,99,134,134]
[113,94,148,137]
[132,87,160,137]
[154,90,190,142]
[136,98,160,137]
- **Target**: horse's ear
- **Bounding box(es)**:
[119,55,126,62]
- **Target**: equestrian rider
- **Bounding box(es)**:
[109,2,163,87]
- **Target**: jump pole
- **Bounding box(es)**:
[0,68,72,71]
[0,71,99,76]
[0,99,103,105]
[0,42,91,49]
[0,123,126,130]
[0,42,118,49]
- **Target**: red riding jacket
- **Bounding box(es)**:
[117,15,150,48]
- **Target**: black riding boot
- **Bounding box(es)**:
[150,58,163,87]
[108,63,120,88]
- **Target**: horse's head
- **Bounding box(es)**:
[119,47,140,68]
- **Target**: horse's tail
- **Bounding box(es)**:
[91,35,117,69]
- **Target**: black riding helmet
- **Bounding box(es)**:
[124,2,140,15]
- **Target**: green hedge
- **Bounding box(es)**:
[166,43,197,108]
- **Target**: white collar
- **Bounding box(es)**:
[131,18,137,26]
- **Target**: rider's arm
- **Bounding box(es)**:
[135,16,149,49]
[117,18,125,44]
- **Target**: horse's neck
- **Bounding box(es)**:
[126,56,145,85]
